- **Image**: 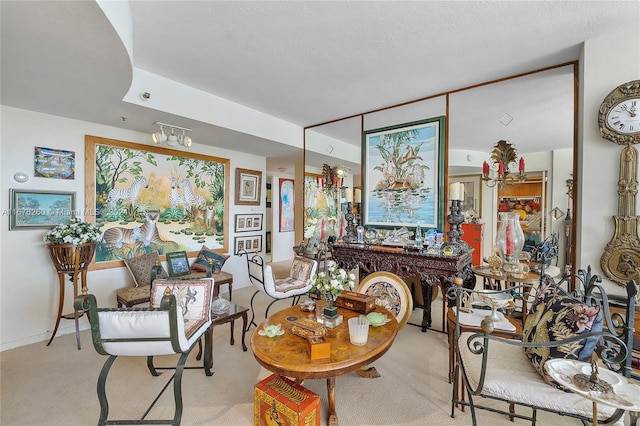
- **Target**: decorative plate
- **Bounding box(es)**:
[258,324,285,338]
[544,358,640,410]
[357,271,412,328]
[366,312,391,327]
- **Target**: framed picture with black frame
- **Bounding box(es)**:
[166,251,191,277]
[234,235,262,255]
[234,213,263,233]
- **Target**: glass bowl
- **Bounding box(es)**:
[211,297,230,315]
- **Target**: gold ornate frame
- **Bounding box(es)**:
[85,135,230,270]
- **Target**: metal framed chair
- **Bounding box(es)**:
[74,277,214,426]
[240,251,317,330]
[449,267,637,426]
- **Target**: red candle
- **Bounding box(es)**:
[498,161,504,176]
[519,157,525,172]
[506,223,514,255]
[320,218,325,240]
[483,161,489,176]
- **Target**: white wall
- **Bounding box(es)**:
[0,106,270,350]
[578,28,640,297]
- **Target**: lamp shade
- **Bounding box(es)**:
[167,129,179,146]
[152,122,192,148]
[152,128,166,144]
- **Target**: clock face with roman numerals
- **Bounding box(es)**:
[606,99,640,135]
[598,80,640,145]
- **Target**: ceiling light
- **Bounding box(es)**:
[152,125,167,144]
[152,122,193,148]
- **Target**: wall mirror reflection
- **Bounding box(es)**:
[449,64,576,272]
[303,117,361,249]
[304,63,576,274]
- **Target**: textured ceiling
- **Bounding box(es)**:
[2,1,639,173]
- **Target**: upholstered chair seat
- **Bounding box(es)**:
[242,251,317,330]
[75,277,214,426]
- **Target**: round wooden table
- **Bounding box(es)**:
[250,305,399,425]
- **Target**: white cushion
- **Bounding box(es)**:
[97,310,210,356]
[251,263,314,299]
[458,332,617,420]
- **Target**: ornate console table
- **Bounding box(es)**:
[331,243,474,332]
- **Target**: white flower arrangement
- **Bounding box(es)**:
[43,218,102,245]
[310,260,356,301]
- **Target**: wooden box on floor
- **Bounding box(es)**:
[254,374,320,426]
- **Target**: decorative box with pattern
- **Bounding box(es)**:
[254,374,320,426]
[335,290,376,314]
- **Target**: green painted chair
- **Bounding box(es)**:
[75,277,214,426]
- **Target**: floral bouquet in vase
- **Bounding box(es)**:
[310,260,356,318]
[43,218,102,245]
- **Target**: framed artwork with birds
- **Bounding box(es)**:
[363,116,445,230]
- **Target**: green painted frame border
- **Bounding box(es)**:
[362,116,446,232]
[166,251,191,277]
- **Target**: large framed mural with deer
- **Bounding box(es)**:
[85,135,229,270]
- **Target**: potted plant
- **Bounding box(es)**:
[44,218,102,277]
[310,260,356,318]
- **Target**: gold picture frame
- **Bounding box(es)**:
[85,135,230,270]
[235,168,262,206]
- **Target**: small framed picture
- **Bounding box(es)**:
[166,251,191,277]
[235,213,263,232]
[234,235,262,255]
[34,146,75,179]
[235,168,262,206]
[9,189,76,230]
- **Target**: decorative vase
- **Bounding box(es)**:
[496,212,525,264]
[322,292,339,318]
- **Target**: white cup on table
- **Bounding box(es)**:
[348,315,369,346]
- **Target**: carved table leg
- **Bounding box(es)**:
[420,279,433,332]
[327,376,338,426]
[240,311,248,351]
[355,366,380,378]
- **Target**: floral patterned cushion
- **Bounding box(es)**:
[522,275,603,384]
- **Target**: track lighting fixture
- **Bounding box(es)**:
[152,122,192,148]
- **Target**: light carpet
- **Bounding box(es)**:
[1,285,629,425]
